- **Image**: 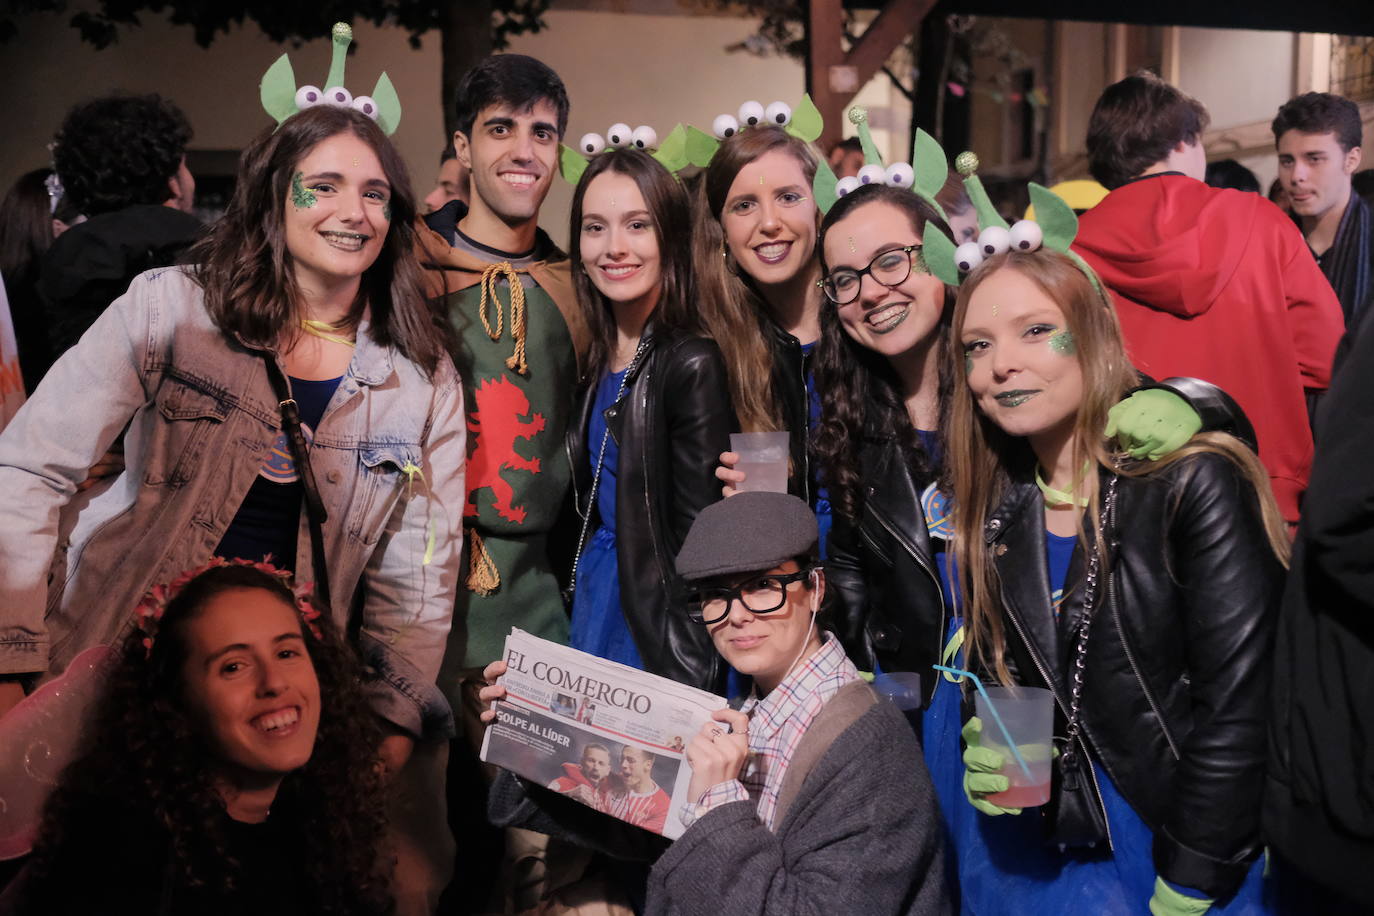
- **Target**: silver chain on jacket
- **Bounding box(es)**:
[1057,473,1118,780]
[564,338,649,602]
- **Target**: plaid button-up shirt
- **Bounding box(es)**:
[681,635,861,832]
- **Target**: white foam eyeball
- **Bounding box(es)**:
[323,86,353,107]
[885,162,914,188]
[580,133,607,155]
[836,176,861,198]
[630,125,659,151]
[1009,219,1044,252]
[606,123,632,148]
[857,164,887,187]
[294,85,324,109]
[738,100,766,128]
[351,96,379,119]
[955,241,985,274]
[765,101,792,126]
[978,225,1011,257]
[712,113,740,140]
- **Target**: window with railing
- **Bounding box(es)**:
[1331,35,1374,101]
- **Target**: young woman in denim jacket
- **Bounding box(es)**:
[0,106,465,772]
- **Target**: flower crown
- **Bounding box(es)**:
[133,557,323,659]
[558,122,690,185]
[259,23,402,135]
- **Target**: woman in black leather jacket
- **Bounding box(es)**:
[812,184,1248,698]
[944,246,1288,913]
[563,150,735,693]
[693,125,826,519]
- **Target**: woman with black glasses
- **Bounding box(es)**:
[477,492,952,915]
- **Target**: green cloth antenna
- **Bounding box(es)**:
[685,94,825,169]
[812,106,948,222]
[558,124,690,186]
[259,22,402,136]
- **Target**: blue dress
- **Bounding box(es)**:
[923,524,1275,914]
[799,341,832,558]
[569,368,644,671]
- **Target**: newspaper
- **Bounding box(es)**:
[479,629,729,840]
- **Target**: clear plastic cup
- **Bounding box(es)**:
[975,685,1054,808]
[729,432,790,493]
[872,672,923,711]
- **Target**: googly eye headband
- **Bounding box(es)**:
[260,22,402,136]
[812,106,949,222]
[683,95,825,167]
[559,123,690,185]
[920,152,1109,304]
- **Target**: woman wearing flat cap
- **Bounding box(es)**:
[479,491,952,915]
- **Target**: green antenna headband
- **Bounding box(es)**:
[683,95,825,168]
[812,106,949,223]
[558,123,691,185]
[260,23,402,136]
[920,152,1109,303]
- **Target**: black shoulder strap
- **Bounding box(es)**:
[262,355,333,615]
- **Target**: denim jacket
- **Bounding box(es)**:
[0,267,465,738]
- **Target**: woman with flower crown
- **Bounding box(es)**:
[0,81,465,780]
[3,561,391,915]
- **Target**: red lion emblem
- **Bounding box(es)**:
[465,376,546,524]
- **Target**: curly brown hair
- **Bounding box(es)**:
[811,183,954,522]
[25,565,392,915]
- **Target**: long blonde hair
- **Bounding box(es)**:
[945,250,1290,685]
[691,126,820,433]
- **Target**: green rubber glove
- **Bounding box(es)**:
[961,716,1022,816]
[1105,389,1202,461]
[1148,877,1214,916]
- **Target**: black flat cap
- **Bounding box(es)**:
[675,492,818,581]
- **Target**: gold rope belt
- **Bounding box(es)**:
[477,261,529,375]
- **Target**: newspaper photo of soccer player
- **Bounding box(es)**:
[479,630,728,839]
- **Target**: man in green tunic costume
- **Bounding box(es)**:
[417,54,591,912]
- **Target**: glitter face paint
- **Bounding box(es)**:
[291,172,317,209]
[1048,329,1076,356]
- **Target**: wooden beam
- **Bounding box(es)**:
[809,0,937,149]
[808,0,846,150]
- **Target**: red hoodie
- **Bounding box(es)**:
[1074,174,1344,523]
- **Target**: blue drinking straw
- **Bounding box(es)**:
[932,664,1033,779]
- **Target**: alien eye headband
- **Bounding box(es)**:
[811,106,949,222]
[260,22,402,135]
[558,122,690,185]
[878,146,1105,305]
[683,95,825,167]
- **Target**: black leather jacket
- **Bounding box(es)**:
[827,423,945,695]
[767,321,813,504]
[987,454,1281,899]
[566,326,736,693]
[828,376,1254,705]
